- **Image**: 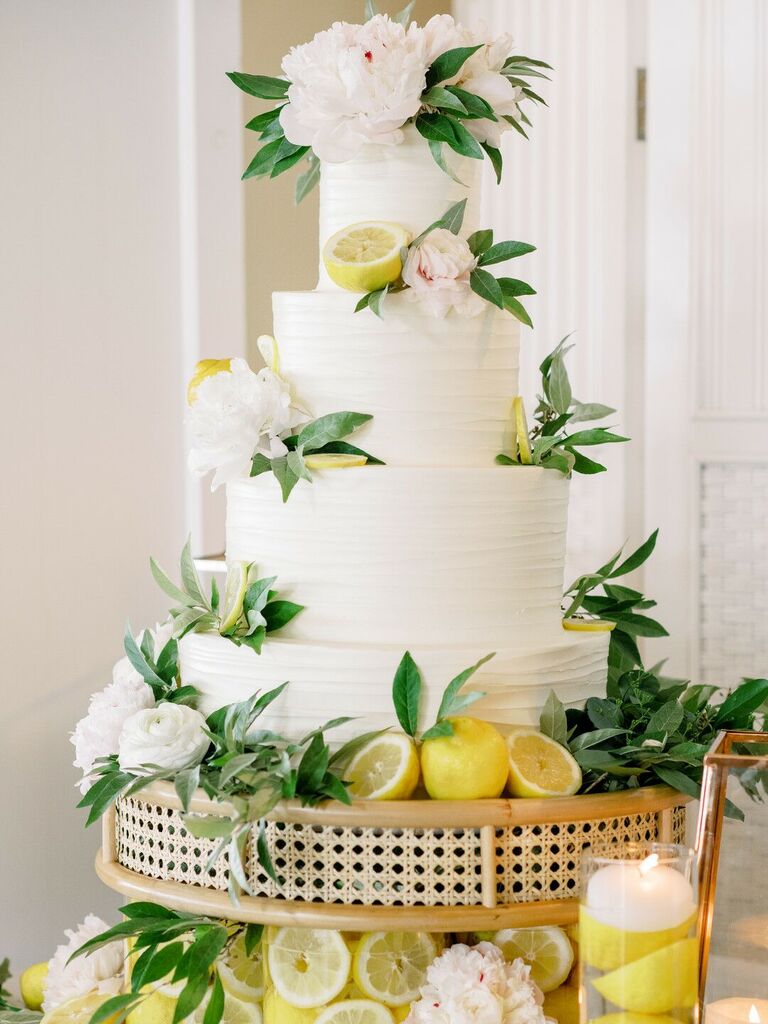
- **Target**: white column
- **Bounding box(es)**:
[455,0,645,584]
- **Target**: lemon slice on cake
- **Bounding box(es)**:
[563,617,617,632]
[352,931,437,1006]
[304,454,368,470]
[217,931,264,1003]
[219,561,249,633]
[506,729,582,798]
[322,222,410,293]
[345,733,420,801]
[491,926,574,992]
[512,396,532,464]
[268,927,351,1009]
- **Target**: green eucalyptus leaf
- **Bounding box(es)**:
[502,294,533,327]
[426,140,468,185]
[478,240,536,266]
[547,354,572,415]
[470,268,504,308]
[426,45,483,88]
[467,229,494,256]
[244,107,284,132]
[436,653,495,721]
[539,691,568,746]
[713,677,768,727]
[421,85,468,115]
[226,72,289,100]
[392,651,422,737]
[611,530,659,579]
[421,721,454,741]
[203,975,225,1024]
[298,412,372,451]
[480,141,503,183]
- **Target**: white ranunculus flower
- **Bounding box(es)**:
[187,358,303,490]
[280,15,429,162]
[406,943,544,1024]
[118,703,210,776]
[402,228,485,318]
[43,914,124,1012]
[72,677,155,792]
[419,15,522,148]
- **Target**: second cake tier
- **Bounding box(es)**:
[227,466,569,648]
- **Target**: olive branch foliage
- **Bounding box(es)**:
[227,2,548,201]
[497,335,629,476]
[355,199,536,324]
[391,650,495,740]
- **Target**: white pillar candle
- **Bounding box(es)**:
[585,853,696,931]
[706,999,768,1024]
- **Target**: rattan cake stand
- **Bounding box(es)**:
[96,782,689,930]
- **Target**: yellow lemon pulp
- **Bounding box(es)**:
[543,984,580,1024]
[187,358,232,405]
[192,994,262,1024]
[420,717,508,800]
[217,930,265,1003]
[20,962,49,1011]
[579,907,697,971]
[563,617,617,632]
[506,729,582,798]
[315,1001,394,1024]
[345,734,420,801]
[513,396,532,464]
[43,993,124,1024]
[352,932,436,1006]
[267,928,351,1009]
[492,926,574,993]
[262,990,315,1024]
[322,222,410,293]
[304,454,368,471]
[591,937,698,1014]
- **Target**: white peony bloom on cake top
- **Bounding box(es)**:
[117,702,210,776]
[43,914,124,1012]
[406,942,545,1024]
[402,228,485,318]
[280,15,429,162]
[187,357,303,490]
[420,14,523,148]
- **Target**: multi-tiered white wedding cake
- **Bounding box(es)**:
[179,125,609,739]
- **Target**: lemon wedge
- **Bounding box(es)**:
[506,729,582,798]
[563,617,617,632]
[315,1001,394,1024]
[322,222,410,293]
[187,358,232,405]
[591,937,698,1014]
[492,926,574,992]
[512,396,532,464]
[346,734,420,801]
[20,962,48,1011]
[352,932,436,1006]
[304,454,368,470]
[268,927,351,1009]
[219,561,249,634]
[217,931,264,1003]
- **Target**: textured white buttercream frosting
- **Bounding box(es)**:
[318,125,481,287]
[273,290,519,466]
[179,631,609,739]
[226,467,569,647]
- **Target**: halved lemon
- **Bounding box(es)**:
[506,729,582,798]
[43,993,122,1024]
[563,617,617,632]
[192,993,262,1024]
[217,931,264,1003]
[492,926,574,992]
[352,932,436,1006]
[345,733,420,801]
[304,454,368,470]
[322,222,410,293]
[513,396,532,464]
[315,1001,394,1024]
[187,358,232,405]
[219,561,249,633]
[267,927,351,1009]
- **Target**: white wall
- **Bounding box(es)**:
[0,0,244,970]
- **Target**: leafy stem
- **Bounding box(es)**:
[391,650,495,741]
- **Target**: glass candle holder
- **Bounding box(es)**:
[579,842,698,1024]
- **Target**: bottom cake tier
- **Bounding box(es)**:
[178,630,610,739]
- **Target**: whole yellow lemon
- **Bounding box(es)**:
[20,962,48,1011]
[420,717,508,800]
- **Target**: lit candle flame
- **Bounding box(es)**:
[638,853,660,877]
[749,1006,761,1024]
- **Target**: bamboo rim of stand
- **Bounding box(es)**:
[98,781,689,930]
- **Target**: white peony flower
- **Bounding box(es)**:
[187,358,303,490]
[118,703,210,776]
[43,914,124,1012]
[280,16,429,162]
[420,15,523,147]
[402,228,485,318]
[406,943,545,1024]
[72,679,155,793]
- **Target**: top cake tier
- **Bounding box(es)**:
[317,125,482,288]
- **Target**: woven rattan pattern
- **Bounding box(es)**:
[116,797,686,907]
